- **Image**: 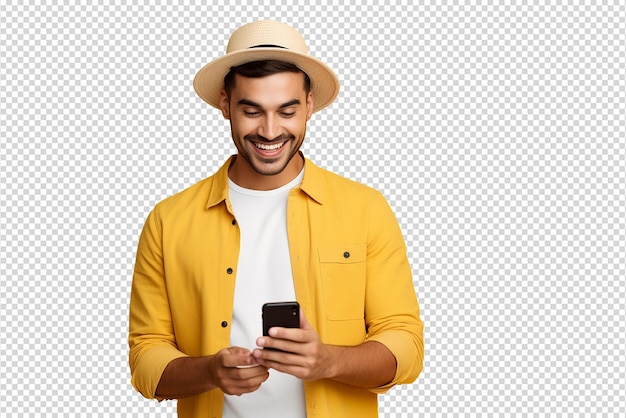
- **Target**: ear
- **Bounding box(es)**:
[306,91,314,121]
[219,89,230,119]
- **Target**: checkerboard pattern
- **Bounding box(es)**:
[1,1,624,416]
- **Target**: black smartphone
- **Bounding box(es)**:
[262,301,300,336]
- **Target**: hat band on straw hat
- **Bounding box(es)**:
[249,44,287,49]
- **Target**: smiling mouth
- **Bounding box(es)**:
[253,141,286,151]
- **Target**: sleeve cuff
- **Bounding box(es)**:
[366,329,424,394]
[130,344,189,399]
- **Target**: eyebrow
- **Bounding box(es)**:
[237,99,301,109]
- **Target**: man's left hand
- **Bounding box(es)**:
[252,309,336,381]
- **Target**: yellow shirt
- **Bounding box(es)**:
[129,156,424,418]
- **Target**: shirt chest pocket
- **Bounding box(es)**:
[317,245,367,320]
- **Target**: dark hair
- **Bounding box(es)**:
[224,60,311,97]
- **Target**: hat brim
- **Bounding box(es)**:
[193,48,340,113]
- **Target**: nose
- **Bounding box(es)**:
[259,113,281,140]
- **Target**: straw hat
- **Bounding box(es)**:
[193,20,340,113]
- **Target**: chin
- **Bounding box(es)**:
[252,161,290,176]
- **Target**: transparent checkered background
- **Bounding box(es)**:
[1,1,624,417]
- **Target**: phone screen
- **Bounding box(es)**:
[262,301,300,336]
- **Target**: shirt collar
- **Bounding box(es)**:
[205,153,326,210]
[298,155,326,205]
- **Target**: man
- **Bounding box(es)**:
[129,20,423,418]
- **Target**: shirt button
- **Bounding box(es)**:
[226,267,233,274]
[343,251,350,258]
[221,321,228,328]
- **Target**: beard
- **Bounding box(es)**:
[237,131,304,176]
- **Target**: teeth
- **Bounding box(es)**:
[255,141,285,151]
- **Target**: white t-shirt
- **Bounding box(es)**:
[223,170,306,418]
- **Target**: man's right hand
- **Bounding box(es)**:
[207,347,270,396]
[155,347,269,399]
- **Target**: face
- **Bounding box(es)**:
[220,71,314,190]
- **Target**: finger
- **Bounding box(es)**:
[228,346,252,356]
[265,326,306,343]
[255,353,312,380]
[252,348,264,361]
[221,364,269,386]
[254,346,296,365]
[257,335,294,350]
[299,308,313,330]
[222,369,270,395]
[229,355,257,368]
[254,340,303,362]
[220,347,255,368]
[230,364,269,379]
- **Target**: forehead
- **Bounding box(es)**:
[230,72,308,107]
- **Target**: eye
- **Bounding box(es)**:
[243,110,261,117]
[280,111,296,118]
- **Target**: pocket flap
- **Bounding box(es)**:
[317,245,366,264]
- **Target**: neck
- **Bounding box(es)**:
[228,153,304,190]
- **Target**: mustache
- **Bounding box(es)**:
[243,134,295,143]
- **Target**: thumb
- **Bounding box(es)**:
[228,346,252,356]
[222,347,254,367]
[299,308,313,330]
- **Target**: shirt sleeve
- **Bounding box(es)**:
[128,207,188,399]
[362,191,424,394]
